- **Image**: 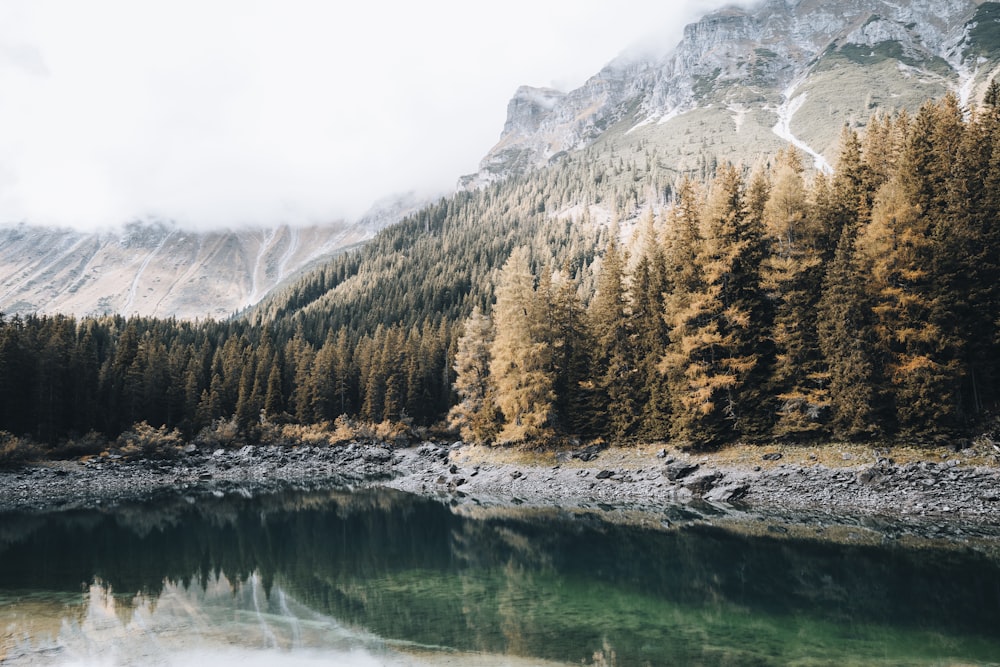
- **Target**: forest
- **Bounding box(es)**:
[0,93,998,459]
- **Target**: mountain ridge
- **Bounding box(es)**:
[6,0,1000,319]
[0,193,425,319]
[466,0,998,185]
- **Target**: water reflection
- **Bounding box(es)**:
[2,487,1000,665]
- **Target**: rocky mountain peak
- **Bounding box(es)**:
[501,86,566,139]
[467,0,993,187]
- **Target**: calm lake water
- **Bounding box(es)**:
[1,485,999,666]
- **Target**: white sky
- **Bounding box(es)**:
[0,0,735,231]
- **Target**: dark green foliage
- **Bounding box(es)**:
[588,230,638,440]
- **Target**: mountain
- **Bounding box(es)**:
[262,0,1000,332]
[7,0,998,321]
[0,196,422,320]
[467,0,999,185]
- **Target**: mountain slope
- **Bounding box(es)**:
[0,220,378,320]
[468,0,999,184]
[0,197,421,320]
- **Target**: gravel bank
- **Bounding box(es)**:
[2,441,999,542]
[387,442,1000,523]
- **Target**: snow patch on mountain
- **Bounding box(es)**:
[0,194,425,319]
[772,79,833,173]
[468,0,989,184]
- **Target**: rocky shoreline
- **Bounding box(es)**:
[1,441,999,542]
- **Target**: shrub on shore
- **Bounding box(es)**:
[0,431,41,467]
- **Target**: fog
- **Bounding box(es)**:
[0,1,735,231]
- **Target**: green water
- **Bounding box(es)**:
[1,486,999,666]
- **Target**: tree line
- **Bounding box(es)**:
[451,94,1000,448]
[0,93,997,456]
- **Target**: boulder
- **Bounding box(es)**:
[684,471,723,496]
[665,462,700,481]
[363,447,392,463]
[572,444,604,462]
[684,472,722,497]
[704,483,750,503]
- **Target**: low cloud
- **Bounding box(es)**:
[0,0,735,231]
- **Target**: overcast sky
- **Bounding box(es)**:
[0,1,735,231]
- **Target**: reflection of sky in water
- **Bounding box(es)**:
[3,574,565,667]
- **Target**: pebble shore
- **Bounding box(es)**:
[2,441,999,542]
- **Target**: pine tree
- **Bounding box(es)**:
[264,355,285,418]
[858,157,964,439]
[548,265,594,436]
[762,149,830,440]
[309,331,339,422]
[629,210,671,440]
[448,307,498,442]
[488,247,555,443]
[661,165,767,448]
[588,225,637,440]
[817,223,880,439]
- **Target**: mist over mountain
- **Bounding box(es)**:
[4,0,1000,319]
[468,0,996,185]
[0,194,423,319]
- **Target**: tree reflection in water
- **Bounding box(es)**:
[2,487,1000,665]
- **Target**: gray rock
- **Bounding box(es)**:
[762,452,782,461]
[704,483,749,503]
[665,462,700,481]
[857,468,883,486]
[596,470,614,480]
[684,472,722,496]
[364,447,392,463]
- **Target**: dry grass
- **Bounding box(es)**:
[453,439,998,473]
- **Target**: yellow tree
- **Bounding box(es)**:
[661,165,768,448]
[448,307,499,443]
[762,148,831,439]
[488,247,555,443]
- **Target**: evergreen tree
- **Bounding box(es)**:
[448,307,498,443]
[630,210,671,440]
[817,224,880,439]
[488,247,555,443]
[589,225,638,440]
[662,164,768,448]
[762,149,830,440]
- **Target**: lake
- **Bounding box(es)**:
[1,485,999,666]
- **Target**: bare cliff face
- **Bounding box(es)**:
[469,0,996,183]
